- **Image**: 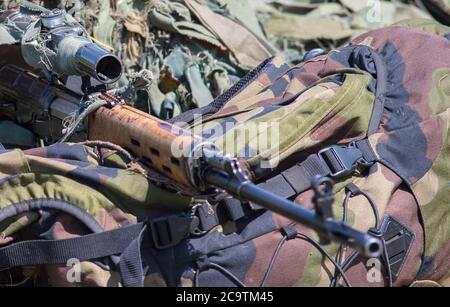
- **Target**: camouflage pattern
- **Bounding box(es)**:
[1,0,443,122]
[0,21,449,287]
[188,20,450,286]
[0,143,424,287]
[0,143,194,286]
[0,0,274,119]
[357,20,450,285]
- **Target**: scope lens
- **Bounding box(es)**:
[96,55,122,83]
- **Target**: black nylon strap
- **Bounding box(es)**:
[283,155,332,194]
[258,174,297,199]
[354,139,377,163]
[196,204,220,231]
[0,222,144,268]
[257,140,377,198]
[223,198,246,221]
[257,155,332,199]
[119,225,147,287]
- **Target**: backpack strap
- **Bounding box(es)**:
[0,222,144,267]
[0,199,246,266]
[258,140,377,199]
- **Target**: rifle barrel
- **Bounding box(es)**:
[205,169,382,258]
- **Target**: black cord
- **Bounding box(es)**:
[338,192,351,265]
[331,188,382,287]
[195,231,352,287]
[260,236,288,287]
[331,191,351,287]
[195,262,246,287]
[381,237,393,287]
[333,239,393,287]
[196,187,381,288]
[334,250,359,286]
[296,232,352,287]
[359,190,381,229]
[194,269,200,287]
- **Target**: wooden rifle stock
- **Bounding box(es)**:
[89,105,203,188]
[0,64,206,188]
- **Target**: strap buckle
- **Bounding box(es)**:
[318,142,367,178]
[149,214,198,250]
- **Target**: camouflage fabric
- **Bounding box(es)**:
[0,21,449,287]
[0,143,426,287]
[0,143,195,286]
[0,0,440,122]
[0,0,274,119]
[188,19,450,286]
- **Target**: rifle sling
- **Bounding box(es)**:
[0,223,144,268]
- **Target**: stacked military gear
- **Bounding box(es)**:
[255,0,432,61]
[2,0,444,123]
[1,0,275,119]
[0,12,449,286]
[77,0,274,118]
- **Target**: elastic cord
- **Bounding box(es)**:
[260,236,288,287]
[195,262,246,287]
[296,232,352,287]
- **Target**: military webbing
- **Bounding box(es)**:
[258,140,377,199]
[0,201,272,287]
[0,223,144,267]
[0,200,247,266]
[0,220,149,287]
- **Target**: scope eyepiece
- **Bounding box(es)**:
[75,43,122,84]
[13,8,123,84]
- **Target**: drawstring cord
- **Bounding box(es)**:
[331,185,394,287]
[260,236,288,287]
[195,262,246,288]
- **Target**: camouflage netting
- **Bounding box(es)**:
[0,0,442,120]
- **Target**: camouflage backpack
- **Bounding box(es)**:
[0,19,449,287]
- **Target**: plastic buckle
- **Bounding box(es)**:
[189,204,212,236]
[149,214,195,250]
[318,143,365,178]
